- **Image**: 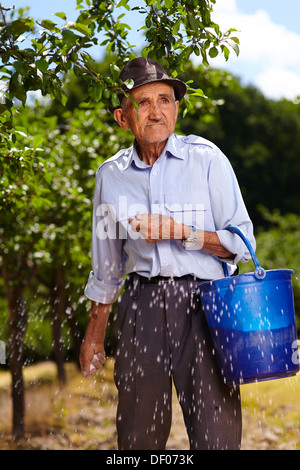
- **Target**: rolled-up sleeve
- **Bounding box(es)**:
[208,148,256,264]
[84,169,125,304]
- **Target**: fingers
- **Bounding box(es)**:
[129,214,172,242]
[89,351,106,375]
[79,350,90,378]
[129,220,140,232]
[81,350,106,379]
[91,351,106,369]
[129,214,144,233]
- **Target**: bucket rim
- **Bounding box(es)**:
[199,268,294,292]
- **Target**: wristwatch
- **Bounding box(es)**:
[182,226,198,249]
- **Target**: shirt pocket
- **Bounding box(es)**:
[164,191,210,228]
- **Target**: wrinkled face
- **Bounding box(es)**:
[114,81,179,145]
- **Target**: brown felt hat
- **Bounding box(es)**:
[110,57,187,111]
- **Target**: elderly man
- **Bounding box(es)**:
[80,57,255,450]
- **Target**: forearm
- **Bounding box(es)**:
[180,224,234,259]
[80,301,112,378]
[164,218,234,258]
[202,230,233,258]
[84,301,112,344]
[129,213,234,258]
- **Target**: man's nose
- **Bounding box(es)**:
[148,102,163,119]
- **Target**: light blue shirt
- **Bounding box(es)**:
[84,133,256,304]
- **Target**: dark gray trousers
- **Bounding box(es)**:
[114,275,242,450]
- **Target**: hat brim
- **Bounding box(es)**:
[108,77,187,113]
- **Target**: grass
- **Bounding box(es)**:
[240,375,300,449]
[242,375,300,421]
[0,359,300,450]
[0,359,118,450]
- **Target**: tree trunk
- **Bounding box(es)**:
[8,289,27,440]
[2,255,28,441]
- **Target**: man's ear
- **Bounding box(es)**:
[113,108,130,130]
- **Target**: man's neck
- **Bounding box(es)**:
[135,139,168,166]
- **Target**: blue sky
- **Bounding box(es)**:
[8,0,300,101]
[211,0,300,101]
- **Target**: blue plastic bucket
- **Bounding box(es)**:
[199,226,299,385]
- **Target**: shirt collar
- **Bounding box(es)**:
[121,134,184,171]
[165,133,185,160]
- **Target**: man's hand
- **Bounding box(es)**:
[129,213,185,243]
[128,213,234,258]
[80,340,106,379]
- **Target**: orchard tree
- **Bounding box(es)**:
[0,0,240,440]
[0,0,240,130]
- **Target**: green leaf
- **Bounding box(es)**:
[221,45,230,61]
[194,46,200,57]
[35,59,49,73]
[14,129,27,138]
[62,29,78,47]
[111,93,120,109]
[189,87,207,98]
[88,84,103,102]
[123,78,134,90]
[164,0,174,8]
[117,0,130,10]
[9,72,26,105]
[55,12,67,21]
[75,23,92,36]
[10,18,33,37]
[212,22,220,36]
[60,92,68,107]
[172,19,181,35]
[200,48,209,67]
[209,46,218,58]
[188,14,199,31]
[0,104,7,115]
[65,22,92,36]
[39,19,58,32]
[102,88,111,100]
[231,43,240,57]
[32,134,44,148]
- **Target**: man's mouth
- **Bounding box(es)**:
[145,121,166,127]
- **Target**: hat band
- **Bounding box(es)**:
[122,71,170,90]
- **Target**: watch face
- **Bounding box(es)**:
[189,226,197,240]
[182,226,198,250]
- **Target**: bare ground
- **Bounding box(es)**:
[0,360,299,450]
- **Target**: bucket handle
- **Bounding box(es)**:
[223,226,266,280]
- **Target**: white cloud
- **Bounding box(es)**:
[256,68,300,100]
[210,0,300,100]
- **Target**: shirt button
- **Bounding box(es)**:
[164,260,169,265]
[152,171,157,176]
